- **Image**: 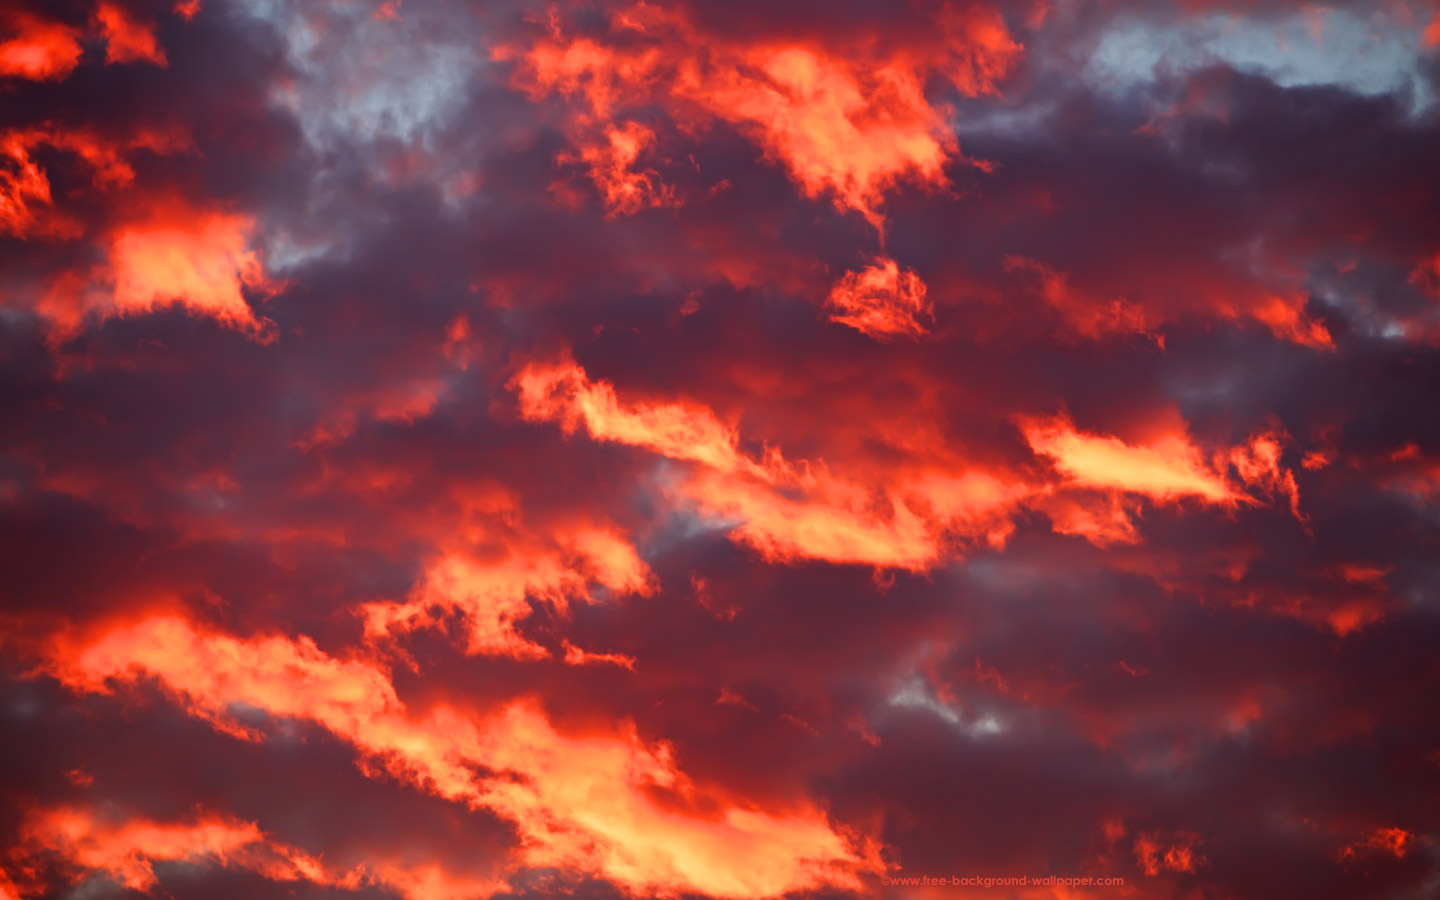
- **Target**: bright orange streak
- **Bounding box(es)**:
[96,2,167,66]
[826,258,931,340]
[516,360,765,476]
[562,640,636,669]
[464,703,882,899]
[8,807,506,900]
[42,617,881,899]
[688,468,941,570]
[1025,419,1238,504]
[16,808,318,892]
[698,462,1028,569]
[0,14,83,81]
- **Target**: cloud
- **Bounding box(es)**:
[9,806,508,900]
[1,1,1438,898]
[827,258,932,341]
[1023,417,1240,504]
[33,614,882,899]
[0,12,83,81]
[96,2,167,67]
[495,1,1021,228]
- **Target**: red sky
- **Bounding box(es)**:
[1,1,1439,899]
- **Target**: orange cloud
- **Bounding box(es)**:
[696,460,1024,569]
[34,202,277,341]
[14,808,324,894]
[0,13,83,81]
[106,209,275,333]
[697,47,952,229]
[563,120,675,216]
[498,3,1021,228]
[516,358,1030,569]
[7,806,506,900]
[0,132,56,238]
[687,466,942,570]
[1033,492,1140,546]
[39,616,881,899]
[516,359,766,476]
[518,363,1308,568]
[458,702,882,899]
[1243,291,1333,349]
[1024,418,1239,505]
[363,526,653,658]
[0,124,188,239]
[1229,431,1303,520]
[1004,255,1334,348]
[1,137,279,344]
[903,469,1029,545]
[96,2,167,67]
[826,258,932,340]
[368,551,574,659]
[561,640,636,669]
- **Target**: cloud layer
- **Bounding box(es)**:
[1,1,1438,900]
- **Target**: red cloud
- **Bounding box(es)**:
[0,13,83,81]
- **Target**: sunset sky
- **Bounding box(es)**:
[2,1,1439,899]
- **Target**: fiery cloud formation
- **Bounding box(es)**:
[499,1,1020,228]
[827,258,932,340]
[0,12,83,81]
[106,210,274,329]
[8,806,508,899]
[95,2,167,66]
[13,808,327,892]
[1,1,1438,900]
[1024,417,1241,505]
[363,527,653,659]
[35,615,878,898]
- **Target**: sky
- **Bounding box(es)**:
[1,1,1438,899]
